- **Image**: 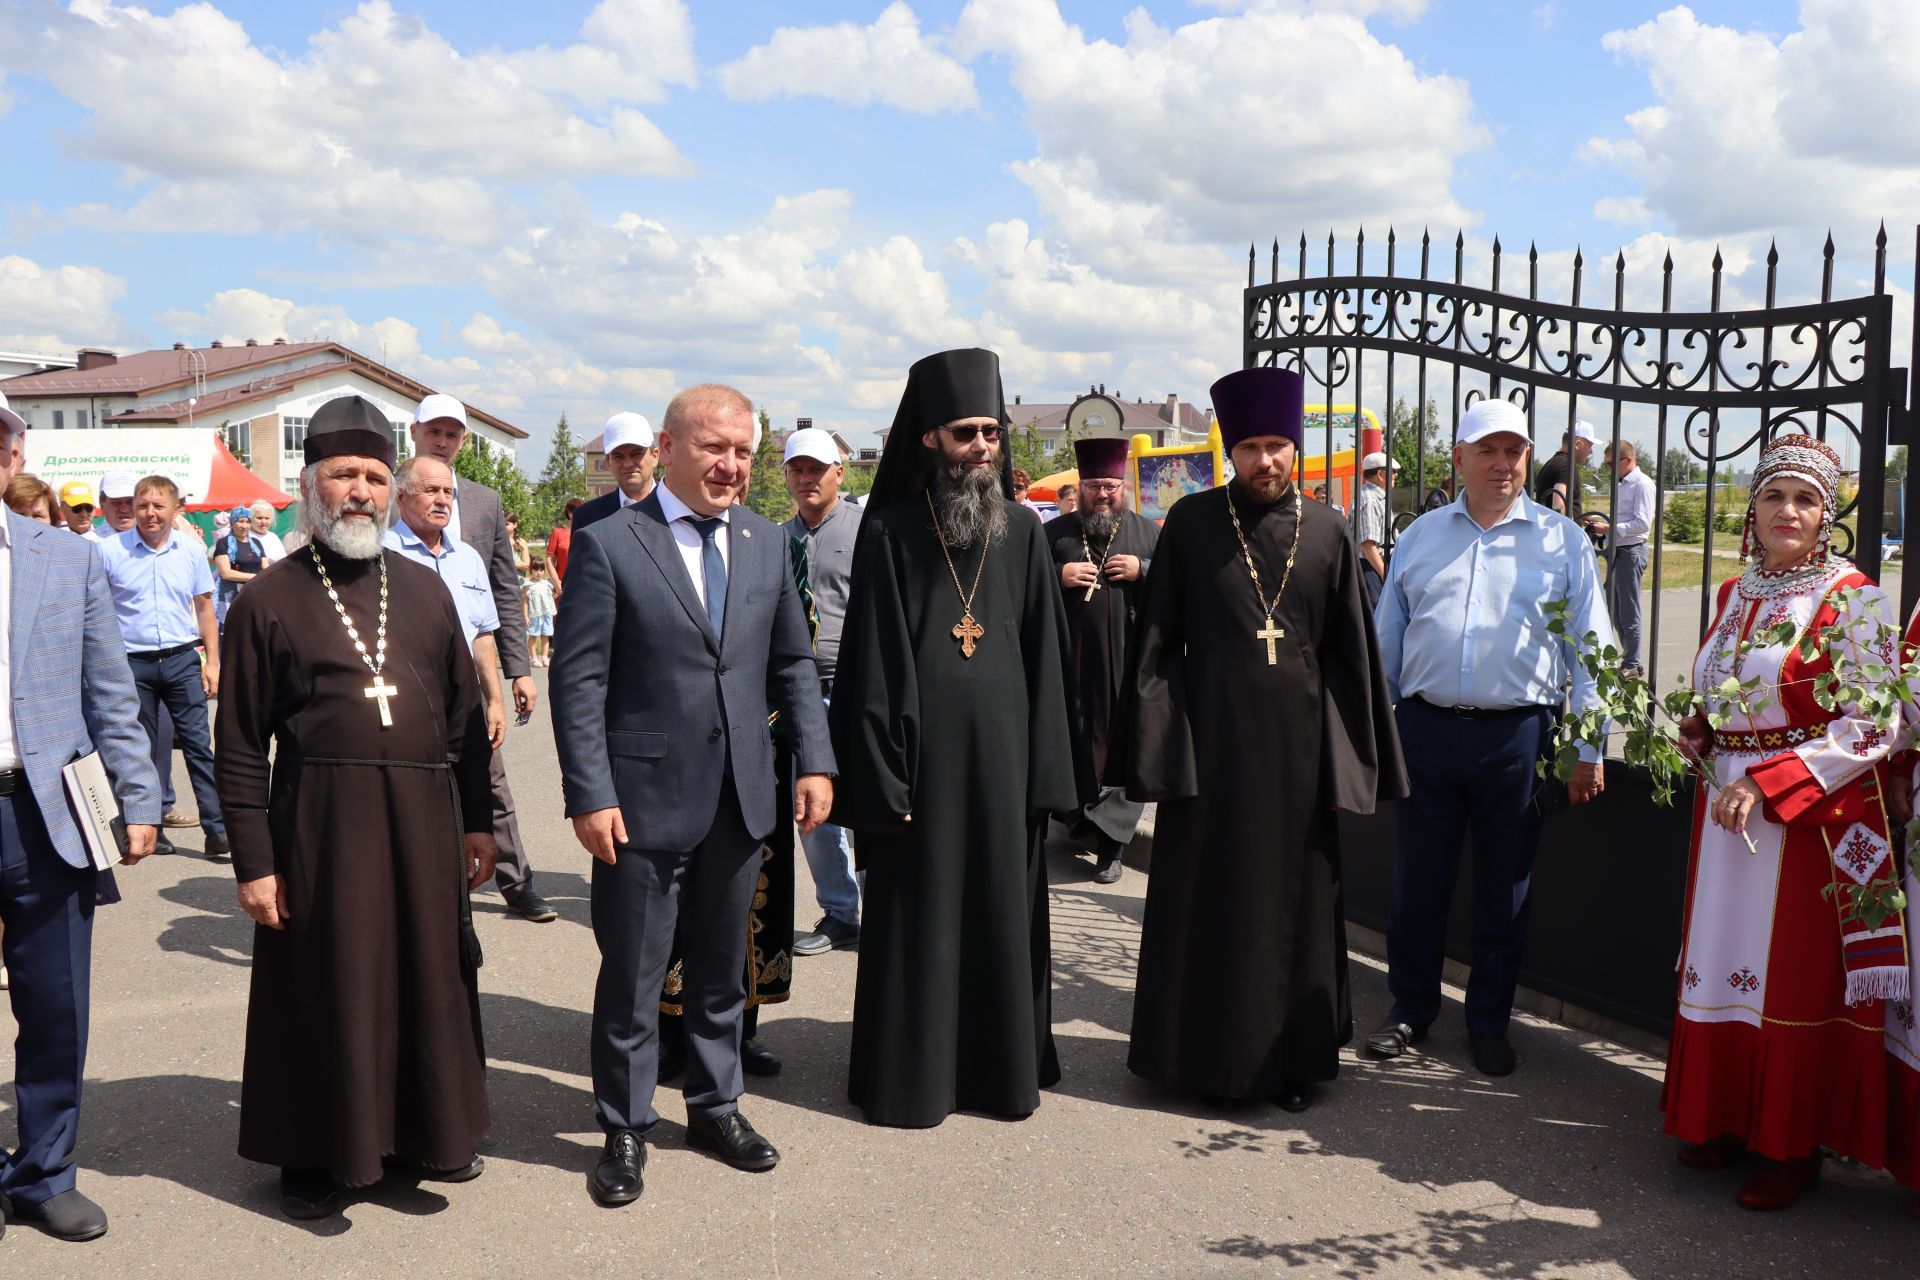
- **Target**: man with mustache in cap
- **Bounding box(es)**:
[215,395,498,1220]
[1112,366,1406,1112]
[1045,436,1158,884]
[830,348,1084,1128]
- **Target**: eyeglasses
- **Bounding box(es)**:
[937,424,1003,444]
[1080,479,1123,491]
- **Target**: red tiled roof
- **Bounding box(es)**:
[0,342,333,396]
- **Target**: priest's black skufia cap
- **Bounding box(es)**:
[866,347,1015,509]
[305,395,398,469]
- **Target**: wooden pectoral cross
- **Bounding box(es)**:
[952,612,985,659]
[1256,621,1285,666]
[365,677,399,728]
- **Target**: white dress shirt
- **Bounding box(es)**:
[1609,464,1658,548]
[655,483,732,608]
[0,517,16,770]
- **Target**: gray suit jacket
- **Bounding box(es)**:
[455,476,530,679]
[550,491,834,852]
[9,512,161,866]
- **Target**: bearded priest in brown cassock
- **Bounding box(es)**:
[1113,366,1405,1112]
[1045,437,1158,884]
[830,347,1085,1128]
[216,396,497,1221]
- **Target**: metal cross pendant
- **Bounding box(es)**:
[952,611,985,659]
[364,677,399,728]
[1255,622,1285,666]
[1083,574,1103,603]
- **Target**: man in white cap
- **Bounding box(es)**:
[781,427,863,954]
[572,412,658,534]
[1351,450,1393,608]
[1366,399,1612,1078]
[1533,420,1596,517]
[411,393,555,923]
[96,472,138,537]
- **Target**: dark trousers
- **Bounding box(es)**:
[0,790,95,1206]
[153,704,175,811]
[1386,699,1554,1036]
[590,776,759,1132]
[129,649,222,835]
[486,749,532,895]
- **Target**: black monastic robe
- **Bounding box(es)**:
[217,548,494,1185]
[1113,483,1406,1097]
[831,498,1083,1127]
[1045,508,1159,853]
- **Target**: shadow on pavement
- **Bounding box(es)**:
[152,874,255,968]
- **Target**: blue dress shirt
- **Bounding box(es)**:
[382,522,499,652]
[1375,492,1614,761]
[96,527,216,651]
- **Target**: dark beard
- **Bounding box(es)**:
[1081,509,1121,543]
[933,461,1007,547]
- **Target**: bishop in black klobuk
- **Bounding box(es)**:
[829,347,1087,1127]
[216,394,499,1219]
[1111,365,1406,1112]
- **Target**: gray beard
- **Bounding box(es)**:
[1081,509,1121,543]
[304,499,389,560]
[933,462,1007,548]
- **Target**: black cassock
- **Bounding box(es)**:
[1045,509,1159,855]
[830,499,1083,1127]
[1113,483,1405,1097]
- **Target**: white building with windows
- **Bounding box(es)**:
[0,341,525,495]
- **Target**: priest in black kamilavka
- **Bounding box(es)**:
[215,397,497,1220]
[1113,366,1405,1112]
[1044,436,1159,884]
[830,347,1084,1128]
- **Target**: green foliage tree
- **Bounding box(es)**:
[746,410,794,523]
[1662,446,1705,487]
[452,435,532,524]
[1664,490,1705,543]
[1387,396,1449,494]
[530,413,589,532]
[1889,445,1909,483]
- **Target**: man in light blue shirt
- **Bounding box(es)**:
[1598,438,1657,677]
[381,457,504,726]
[1366,398,1612,1078]
[96,475,227,858]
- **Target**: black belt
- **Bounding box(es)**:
[0,768,26,795]
[129,642,198,662]
[1409,695,1548,721]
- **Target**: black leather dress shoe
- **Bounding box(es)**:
[204,830,231,859]
[503,887,558,923]
[686,1111,780,1172]
[590,1130,646,1207]
[1468,1032,1517,1077]
[279,1169,342,1222]
[11,1189,108,1242]
[1363,1020,1427,1059]
[383,1155,485,1183]
[1092,855,1123,884]
[1274,1082,1314,1113]
[740,1036,782,1077]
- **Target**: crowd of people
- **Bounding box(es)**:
[0,348,1918,1244]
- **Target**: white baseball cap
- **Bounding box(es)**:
[0,391,24,436]
[98,471,138,500]
[1455,399,1530,446]
[783,427,840,467]
[1360,451,1389,472]
[413,393,468,429]
[602,412,655,452]
[1571,420,1598,443]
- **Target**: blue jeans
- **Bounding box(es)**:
[129,649,223,836]
[800,689,859,926]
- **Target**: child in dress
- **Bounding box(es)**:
[524,555,557,666]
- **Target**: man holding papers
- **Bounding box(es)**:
[0,391,161,1244]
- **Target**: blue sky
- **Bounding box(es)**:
[0,0,1910,469]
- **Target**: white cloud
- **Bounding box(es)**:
[716,2,977,113]
[5,0,695,242]
[0,255,131,352]
[1589,1,1920,239]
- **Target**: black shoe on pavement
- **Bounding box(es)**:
[740,1036,783,1077]
[1275,1083,1314,1113]
[1468,1031,1518,1077]
[589,1131,646,1207]
[383,1155,485,1183]
[1363,1019,1428,1059]
[10,1189,108,1242]
[1092,855,1123,884]
[503,887,558,923]
[791,915,859,956]
[154,834,177,857]
[686,1111,780,1172]
[279,1168,342,1221]
[204,830,230,859]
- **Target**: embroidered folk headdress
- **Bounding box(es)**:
[1740,433,1843,562]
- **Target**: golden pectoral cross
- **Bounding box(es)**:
[1083,573,1103,603]
[1256,621,1285,666]
[365,677,399,728]
[952,612,985,659]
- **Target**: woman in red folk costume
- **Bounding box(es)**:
[1664,433,1905,1211]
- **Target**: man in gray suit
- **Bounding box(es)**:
[551,382,834,1208]
[411,394,556,922]
[0,391,161,1243]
